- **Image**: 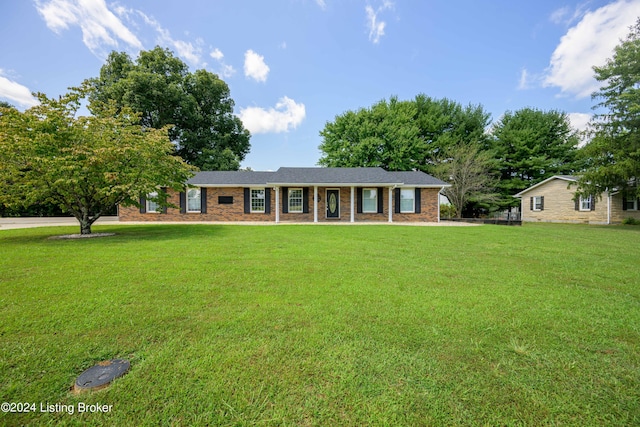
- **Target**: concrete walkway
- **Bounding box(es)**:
[0,216,478,230]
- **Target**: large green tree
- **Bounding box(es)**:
[0,86,196,234]
[490,108,580,208]
[88,47,250,170]
[318,95,491,173]
[577,19,640,199]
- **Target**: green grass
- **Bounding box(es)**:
[0,223,639,426]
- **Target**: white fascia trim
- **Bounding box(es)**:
[513,175,577,197]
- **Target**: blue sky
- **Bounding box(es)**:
[1,0,639,170]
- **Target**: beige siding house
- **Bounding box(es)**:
[514,175,640,224]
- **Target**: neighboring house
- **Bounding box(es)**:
[514,175,640,224]
[119,167,451,223]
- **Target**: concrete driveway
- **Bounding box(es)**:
[0,216,120,230]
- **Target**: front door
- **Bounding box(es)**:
[326,189,339,218]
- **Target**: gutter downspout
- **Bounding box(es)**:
[607,190,611,225]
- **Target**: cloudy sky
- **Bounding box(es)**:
[1,0,639,170]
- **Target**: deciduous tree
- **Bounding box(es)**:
[318,95,491,173]
[88,47,250,170]
[0,86,196,234]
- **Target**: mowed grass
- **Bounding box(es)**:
[0,223,639,426]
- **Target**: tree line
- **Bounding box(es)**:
[319,20,640,217]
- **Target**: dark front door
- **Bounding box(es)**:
[326,190,339,218]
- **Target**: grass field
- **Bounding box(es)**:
[0,223,639,426]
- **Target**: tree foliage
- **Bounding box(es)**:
[318,95,491,173]
[88,47,250,170]
[490,108,580,208]
[578,19,640,199]
[433,143,498,218]
[0,85,196,234]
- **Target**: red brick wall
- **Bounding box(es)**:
[119,186,441,222]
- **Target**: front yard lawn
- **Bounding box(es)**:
[1,223,638,425]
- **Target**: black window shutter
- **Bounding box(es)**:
[265,188,271,214]
[623,197,628,210]
[357,188,363,213]
[139,197,146,214]
[590,195,596,211]
[540,196,544,211]
[161,187,168,214]
[179,191,186,214]
[303,188,309,213]
[282,187,288,213]
[244,188,250,214]
[574,197,579,211]
[394,188,400,213]
[530,197,534,211]
[377,187,384,213]
[415,188,421,213]
[201,188,207,213]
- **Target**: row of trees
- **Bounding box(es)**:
[318,20,640,217]
[319,97,580,217]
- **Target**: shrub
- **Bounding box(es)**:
[622,217,640,225]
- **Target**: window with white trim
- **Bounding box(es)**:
[400,188,415,213]
[251,188,265,213]
[288,188,303,213]
[579,195,592,211]
[532,196,543,211]
[187,188,201,213]
[363,188,377,213]
[146,192,159,213]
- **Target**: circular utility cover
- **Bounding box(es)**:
[74,359,130,392]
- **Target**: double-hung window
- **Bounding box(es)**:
[251,188,265,213]
[400,188,415,213]
[532,196,543,211]
[187,188,201,213]
[146,192,159,213]
[579,195,592,211]
[288,188,303,213]
[362,188,378,213]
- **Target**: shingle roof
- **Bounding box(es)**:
[268,167,399,185]
[387,171,449,187]
[188,171,276,186]
[187,167,449,187]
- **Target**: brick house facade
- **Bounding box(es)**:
[119,167,449,223]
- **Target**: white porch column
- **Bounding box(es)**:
[275,187,280,223]
[350,186,355,223]
[314,186,318,223]
[388,186,393,223]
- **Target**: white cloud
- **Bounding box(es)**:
[365,1,394,44]
[238,97,306,134]
[543,0,640,98]
[208,48,236,78]
[244,50,270,82]
[518,68,530,90]
[136,11,204,68]
[35,0,143,57]
[315,0,327,10]
[210,48,224,61]
[568,112,593,133]
[0,71,39,108]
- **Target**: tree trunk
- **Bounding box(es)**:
[77,212,99,235]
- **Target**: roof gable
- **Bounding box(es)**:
[514,175,578,197]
